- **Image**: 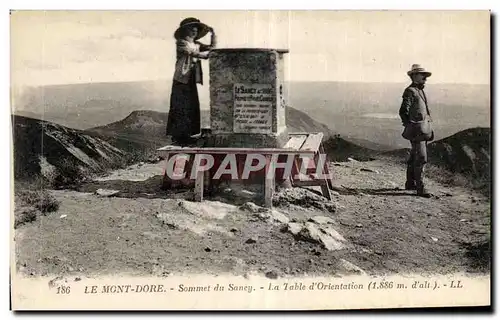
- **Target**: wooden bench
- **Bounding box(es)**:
[157,132,334,207]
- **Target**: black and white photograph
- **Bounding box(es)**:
[9,9,491,310]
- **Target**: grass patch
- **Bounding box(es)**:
[463,237,491,273]
[14,188,60,228]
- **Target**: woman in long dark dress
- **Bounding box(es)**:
[166,17,216,146]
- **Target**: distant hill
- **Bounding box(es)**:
[322,135,380,162]
[90,110,169,143]
[12,81,489,150]
[89,106,334,142]
[341,136,394,152]
[286,107,333,134]
[12,115,128,187]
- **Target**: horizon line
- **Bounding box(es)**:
[11,79,490,89]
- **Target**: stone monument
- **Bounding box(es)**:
[208,48,289,148]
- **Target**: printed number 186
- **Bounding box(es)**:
[57,286,71,294]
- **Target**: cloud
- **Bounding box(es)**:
[22,60,60,70]
[66,35,170,64]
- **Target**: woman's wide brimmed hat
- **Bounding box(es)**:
[174,17,209,40]
[407,64,432,77]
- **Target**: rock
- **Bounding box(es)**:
[324,203,337,213]
[74,277,82,281]
[240,202,267,213]
[265,271,278,279]
[60,214,67,219]
[180,200,236,220]
[273,188,337,213]
[287,222,303,236]
[338,259,367,275]
[254,209,290,224]
[460,219,468,222]
[238,189,257,198]
[431,237,439,242]
[360,168,379,174]
[356,224,363,228]
[321,226,347,243]
[297,222,347,251]
[309,216,335,225]
[245,237,257,244]
[330,191,341,196]
[270,210,290,224]
[230,228,238,233]
[95,189,120,197]
[204,247,212,252]
[347,157,358,162]
[142,232,161,240]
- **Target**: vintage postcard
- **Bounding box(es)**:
[10,10,491,310]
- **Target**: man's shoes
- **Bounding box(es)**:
[417,186,432,198]
[405,181,417,190]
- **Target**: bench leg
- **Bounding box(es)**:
[161,153,172,190]
[194,168,204,202]
[321,182,332,201]
[264,155,274,208]
[313,149,332,201]
[319,143,335,190]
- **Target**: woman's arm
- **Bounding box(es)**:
[196,27,217,52]
[177,40,209,59]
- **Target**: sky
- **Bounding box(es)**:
[10,10,490,88]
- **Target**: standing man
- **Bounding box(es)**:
[399,64,434,198]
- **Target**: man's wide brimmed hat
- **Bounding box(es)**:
[407,64,432,77]
[174,17,209,40]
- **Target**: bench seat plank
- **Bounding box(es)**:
[283,135,307,150]
[299,132,324,152]
[157,146,316,155]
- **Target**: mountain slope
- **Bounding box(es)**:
[286,107,333,134]
[427,127,490,181]
[384,127,491,194]
[12,115,127,187]
[89,107,334,140]
[14,80,489,150]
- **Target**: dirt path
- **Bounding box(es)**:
[14,158,490,279]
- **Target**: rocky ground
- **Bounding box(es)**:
[14,156,490,279]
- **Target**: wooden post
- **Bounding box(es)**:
[312,150,332,201]
[161,153,171,190]
[264,154,275,208]
[319,143,335,190]
[194,168,204,202]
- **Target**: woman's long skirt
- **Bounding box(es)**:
[166,75,201,143]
